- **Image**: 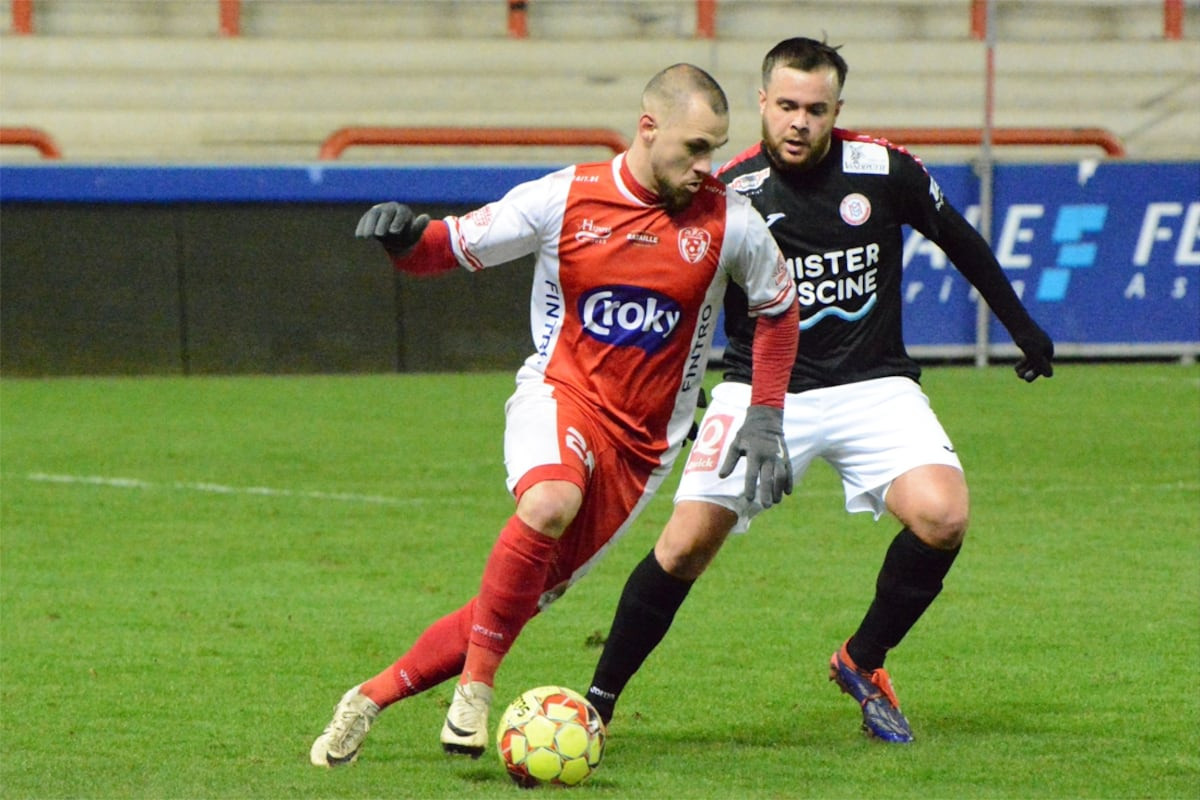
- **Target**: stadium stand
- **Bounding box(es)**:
[0,1,1197,163]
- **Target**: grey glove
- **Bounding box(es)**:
[355,202,430,258]
[718,404,792,508]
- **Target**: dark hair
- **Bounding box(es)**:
[761,37,848,91]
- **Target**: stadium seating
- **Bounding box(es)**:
[0,1,1197,163]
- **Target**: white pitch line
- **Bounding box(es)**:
[23,472,423,506]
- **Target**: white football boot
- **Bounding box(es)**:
[440,681,493,758]
[310,685,380,767]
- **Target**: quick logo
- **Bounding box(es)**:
[578,285,683,353]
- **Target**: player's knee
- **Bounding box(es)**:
[654,501,736,580]
[911,504,968,550]
[654,539,714,580]
[516,480,583,537]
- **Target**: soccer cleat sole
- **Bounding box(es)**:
[441,720,486,758]
[441,741,485,759]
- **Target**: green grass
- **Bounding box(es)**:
[2,365,1197,799]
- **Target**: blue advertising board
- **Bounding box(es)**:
[909,162,1199,353]
[2,160,1196,355]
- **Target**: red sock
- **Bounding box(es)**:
[360,599,475,710]
[462,515,558,686]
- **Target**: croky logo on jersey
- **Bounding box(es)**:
[678,227,711,263]
[578,285,683,353]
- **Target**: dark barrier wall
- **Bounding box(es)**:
[3,202,537,375]
[2,201,535,376]
[2,162,1196,376]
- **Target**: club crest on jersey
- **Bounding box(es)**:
[678,227,711,264]
[578,285,683,353]
[839,193,872,226]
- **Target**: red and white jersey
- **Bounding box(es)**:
[445,153,794,466]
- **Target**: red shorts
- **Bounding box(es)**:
[503,379,676,606]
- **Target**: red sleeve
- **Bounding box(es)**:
[749,300,799,408]
[387,220,459,276]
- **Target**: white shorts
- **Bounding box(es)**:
[675,376,963,532]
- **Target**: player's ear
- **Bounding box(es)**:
[637,112,658,143]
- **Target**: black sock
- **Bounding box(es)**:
[586,550,693,724]
[846,528,960,673]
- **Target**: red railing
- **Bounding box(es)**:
[318,126,630,160]
[9,1,1188,39]
[218,0,240,37]
[0,126,63,158]
[972,0,1184,40]
[866,126,1126,157]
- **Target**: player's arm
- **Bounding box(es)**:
[355,167,569,276]
[933,205,1054,381]
[900,153,1054,383]
[719,204,800,507]
[355,201,458,276]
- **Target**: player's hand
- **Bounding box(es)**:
[355,202,430,258]
[719,404,792,509]
[1013,326,1054,382]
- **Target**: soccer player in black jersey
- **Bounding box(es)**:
[585,37,1054,743]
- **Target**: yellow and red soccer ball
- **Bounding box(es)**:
[495,686,606,787]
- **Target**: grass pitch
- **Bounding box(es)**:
[1,364,1197,799]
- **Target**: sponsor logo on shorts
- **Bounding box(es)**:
[684,413,734,474]
[578,285,683,353]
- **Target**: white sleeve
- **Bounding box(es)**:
[444,166,573,272]
[722,192,795,316]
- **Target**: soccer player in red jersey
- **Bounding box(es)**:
[585,38,1054,743]
[310,63,799,767]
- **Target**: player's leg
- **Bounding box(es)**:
[442,385,590,757]
[585,499,737,723]
[586,381,816,724]
[442,480,578,757]
[846,463,967,672]
[823,377,965,742]
[310,599,475,767]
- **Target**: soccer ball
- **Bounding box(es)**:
[495,685,606,788]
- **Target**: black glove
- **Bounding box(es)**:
[1013,326,1054,382]
[718,404,792,508]
[355,202,430,258]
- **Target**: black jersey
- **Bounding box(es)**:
[718,129,961,393]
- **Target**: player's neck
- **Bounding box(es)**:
[619,150,661,205]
